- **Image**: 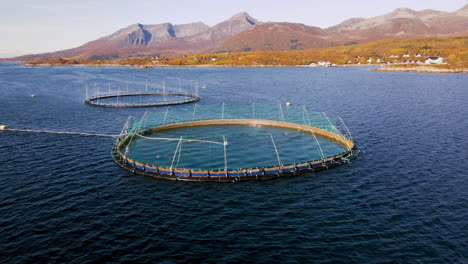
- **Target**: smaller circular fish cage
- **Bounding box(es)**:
[112,104,359,182]
[84,80,200,108]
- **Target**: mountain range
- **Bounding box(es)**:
[7,5,468,61]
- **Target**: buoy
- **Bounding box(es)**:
[31,94,36,98]
[202,85,207,89]
[0,124,7,130]
[286,102,291,107]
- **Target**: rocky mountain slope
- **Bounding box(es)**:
[5,5,467,61]
[327,6,468,42]
[10,12,258,60]
[214,23,332,52]
[216,5,468,52]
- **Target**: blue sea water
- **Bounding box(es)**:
[0,63,466,263]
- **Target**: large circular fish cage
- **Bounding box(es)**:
[112,104,359,182]
[84,80,201,108]
[85,92,200,108]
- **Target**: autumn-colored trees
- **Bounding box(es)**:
[159,37,466,67]
[26,36,467,68]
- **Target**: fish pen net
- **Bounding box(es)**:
[112,104,359,182]
[85,79,201,108]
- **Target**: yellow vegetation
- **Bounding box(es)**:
[27,36,468,68]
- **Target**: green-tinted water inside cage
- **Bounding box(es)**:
[125,124,346,170]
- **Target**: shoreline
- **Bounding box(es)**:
[22,62,376,69]
[18,62,468,73]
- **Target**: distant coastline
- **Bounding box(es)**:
[22,62,467,73]
[5,35,465,74]
[22,62,370,68]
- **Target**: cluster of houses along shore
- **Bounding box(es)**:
[310,55,445,67]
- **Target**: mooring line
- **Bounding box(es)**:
[2,128,118,138]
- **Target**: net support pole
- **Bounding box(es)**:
[138,111,148,131]
[252,103,255,119]
[119,116,132,136]
[269,133,283,168]
[108,82,111,94]
[170,136,183,171]
[222,103,225,120]
[302,107,308,125]
[143,111,148,129]
[85,83,88,100]
[303,106,325,161]
[125,111,147,156]
[117,86,120,106]
[163,80,167,102]
[175,138,183,168]
[338,117,354,142]
[192,103,197,122]
[163,107,169,125]
[223,136,228,177]
[322,112,351,150]
[322,112,335,132]
[139,85,142,103]
[97,85,100,104]
[145,80,148,93]
[178,79,182,94]
[279,104,285,122]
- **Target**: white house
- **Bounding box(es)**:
[318,61,332,67]
[425,57,444,64]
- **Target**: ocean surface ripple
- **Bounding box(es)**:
[0,63,466,263]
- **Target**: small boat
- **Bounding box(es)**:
[202,85,207,89]
[31,94,37,98]
[0,124,7,130]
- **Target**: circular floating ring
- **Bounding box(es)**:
[111,105,359,182]
[85,92,200,108]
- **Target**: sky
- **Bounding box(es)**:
[0,0,466,57]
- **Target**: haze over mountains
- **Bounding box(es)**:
[7,5,468,61]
